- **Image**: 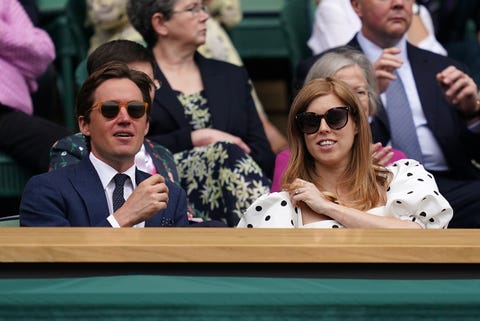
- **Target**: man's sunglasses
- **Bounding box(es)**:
[89,101,149,119]
[296,106,351,134]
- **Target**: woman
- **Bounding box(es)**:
[126,0,274,226]
[271,46,405,192]
[197,0,288,153]
[0,0,71,174]
[238,78,452,228]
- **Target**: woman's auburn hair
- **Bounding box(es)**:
[282,77,391,211]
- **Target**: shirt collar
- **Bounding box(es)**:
[89,153,137,190]
[357,30,408,63]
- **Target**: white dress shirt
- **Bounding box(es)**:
[307,0,447,56]
[357,32,449,171]
[89,153,145,228]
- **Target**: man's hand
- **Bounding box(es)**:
[191,128,251,154]
[373,47,403,93]
[436,66,478,117]
[114,174,169,227]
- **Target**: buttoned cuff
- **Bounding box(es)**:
[468,119,480,133]
[107,215,121,228]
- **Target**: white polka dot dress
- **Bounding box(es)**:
[237,159,453,228]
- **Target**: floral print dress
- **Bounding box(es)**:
[174,90,271,226]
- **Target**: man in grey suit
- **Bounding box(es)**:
[20,63,189,227]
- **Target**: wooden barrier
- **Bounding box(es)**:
[1,228,480,263]
[2,228,480,320]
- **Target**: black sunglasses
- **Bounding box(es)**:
[89,101,149,119]
[296,106,351,134]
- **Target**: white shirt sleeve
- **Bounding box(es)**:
[307,0,360,54]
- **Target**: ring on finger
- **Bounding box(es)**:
[294,189,301,195]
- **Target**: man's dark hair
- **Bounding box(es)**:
[87,40,156,74]
[76,62,154,150]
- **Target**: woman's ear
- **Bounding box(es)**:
[151,12,168,36]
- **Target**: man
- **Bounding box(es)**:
[49,39,225,226]
[20,63,189,227]
[297,0,480,227]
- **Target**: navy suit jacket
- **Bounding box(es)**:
[19,157,189,227]
[147,52,275,178]
[296,36,480,179]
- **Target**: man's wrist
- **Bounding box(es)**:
[465,99,480,120]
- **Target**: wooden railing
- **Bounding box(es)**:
[1,228,479,263]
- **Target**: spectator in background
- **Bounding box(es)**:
[326,0,480,228]
[85,0,144,54]
[238,78,452,229]
[197,0,288,153]
[84,0,288,154]
[126,0,274,226]
[0,0,71,174]
[19,0,64,124]
[50,39,225,226]
[271,46,405,192]
[20,63,189,227]
[306,0,446,60]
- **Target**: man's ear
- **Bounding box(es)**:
[350,0,362,18]
[78,116,90,137]
[144,119,150,137]
[151,12,168,36]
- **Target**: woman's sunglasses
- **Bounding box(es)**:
[89,101,149,119]
[296,106,351,134]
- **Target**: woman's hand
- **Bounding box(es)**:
[371,142,394,166]
[191,128,251,154]
[288,178,335,216]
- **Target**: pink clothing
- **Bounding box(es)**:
[271,149,290,192]
[0,0,55,115]
[271,148,406,192]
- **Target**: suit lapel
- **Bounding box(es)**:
[154,65,189,126]
[68,157,167,227]
[153,52,230,131]
[347,36,362,51]
[195,53,229,131]
[406,44,441,132]
[69,158,109,225]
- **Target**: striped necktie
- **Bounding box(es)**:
[112,173,129,212]
[385,70,423,162]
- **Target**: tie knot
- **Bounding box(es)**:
[113,173,129,188]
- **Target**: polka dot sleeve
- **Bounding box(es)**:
[385,159,453,228]
[237,192,299,228]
